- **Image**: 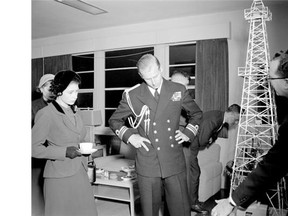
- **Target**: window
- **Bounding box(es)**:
[169,43,196,99]
[72,53,94,108]
[104,47,154,126]
[103,43,196,127]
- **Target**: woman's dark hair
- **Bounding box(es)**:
[51,70,81,96]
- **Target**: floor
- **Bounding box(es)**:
[96,189,229,216]
[190,189,229,216]
[96,188,288,216]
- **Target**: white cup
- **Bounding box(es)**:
[79,142,93,152]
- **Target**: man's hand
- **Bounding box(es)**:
[66,146,82,159]
[175,130,189,144]
[128,134,151,151]
[211,198,235,216]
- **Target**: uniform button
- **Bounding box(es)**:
[167,119,170,123]
[154,130,157,134]
[157,147,160,151]
[153,122,156,126]
[168,128,171,131]
[171,144,174,147]
[155,139,159,142]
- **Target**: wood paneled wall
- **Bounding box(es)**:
[43,55,72,75]
[31,58,44,101]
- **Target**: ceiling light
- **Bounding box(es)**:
[54,0,107,15]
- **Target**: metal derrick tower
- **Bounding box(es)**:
[230,0,285,214]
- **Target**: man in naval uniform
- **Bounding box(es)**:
[109,54,202,216]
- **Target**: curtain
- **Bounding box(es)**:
[196,38,228,111]
[196,38,229,137]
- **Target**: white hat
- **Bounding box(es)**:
[38,74,55,88]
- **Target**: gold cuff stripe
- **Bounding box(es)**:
[116,126,128,140]
[186,124,199,136]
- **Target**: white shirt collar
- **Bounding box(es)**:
[147,78,163,95]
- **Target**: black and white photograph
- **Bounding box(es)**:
[16,0,288,215]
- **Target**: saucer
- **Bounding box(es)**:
[78,148,97,155]
[121,174,136,181]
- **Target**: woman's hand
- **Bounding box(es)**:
[66,146,82,159]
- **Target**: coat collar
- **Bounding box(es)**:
[50,101,83,135]
[52,100,65,114]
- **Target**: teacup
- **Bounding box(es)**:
[79,142,93,152]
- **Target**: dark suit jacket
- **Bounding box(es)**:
[232,111,288,208]
[191,110,224,149]
[32,97,48,127]
[109,78,202,178]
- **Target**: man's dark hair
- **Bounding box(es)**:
[227,104,241,114]
[272,49,288,78]
[171,69,190,80]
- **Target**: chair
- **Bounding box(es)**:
[197,143,222,201]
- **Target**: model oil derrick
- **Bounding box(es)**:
[230,0,286,215]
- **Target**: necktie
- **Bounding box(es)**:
[216,123,224,133]
[154,89,160,102]
[209,123,225,145]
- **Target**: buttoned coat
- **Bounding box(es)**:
[109,78,202,178]
[32,101,88,178]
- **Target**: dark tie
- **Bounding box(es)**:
[154,89,160,102]
[209,123,225,144]
[216,123,224,133]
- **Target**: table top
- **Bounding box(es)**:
[93,155,137,186]
[94,155,135,172]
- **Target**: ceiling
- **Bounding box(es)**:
[32,0,286,40]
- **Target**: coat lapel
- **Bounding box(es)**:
[51,101,82,135]
[136,83,158,118]
[154,79,172,119]
[62,114,83,135]
[135,80,173,121]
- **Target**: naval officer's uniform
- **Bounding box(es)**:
[109,78,202,216]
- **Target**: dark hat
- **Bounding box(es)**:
[52,70,81,95]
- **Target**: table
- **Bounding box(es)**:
[92,155,140,216]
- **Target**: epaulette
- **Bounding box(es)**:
[124,83,141,94]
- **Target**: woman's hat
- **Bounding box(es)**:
[53,70,81,94]
[38,74,55,88]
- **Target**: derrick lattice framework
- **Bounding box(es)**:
[230,0,285,214]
